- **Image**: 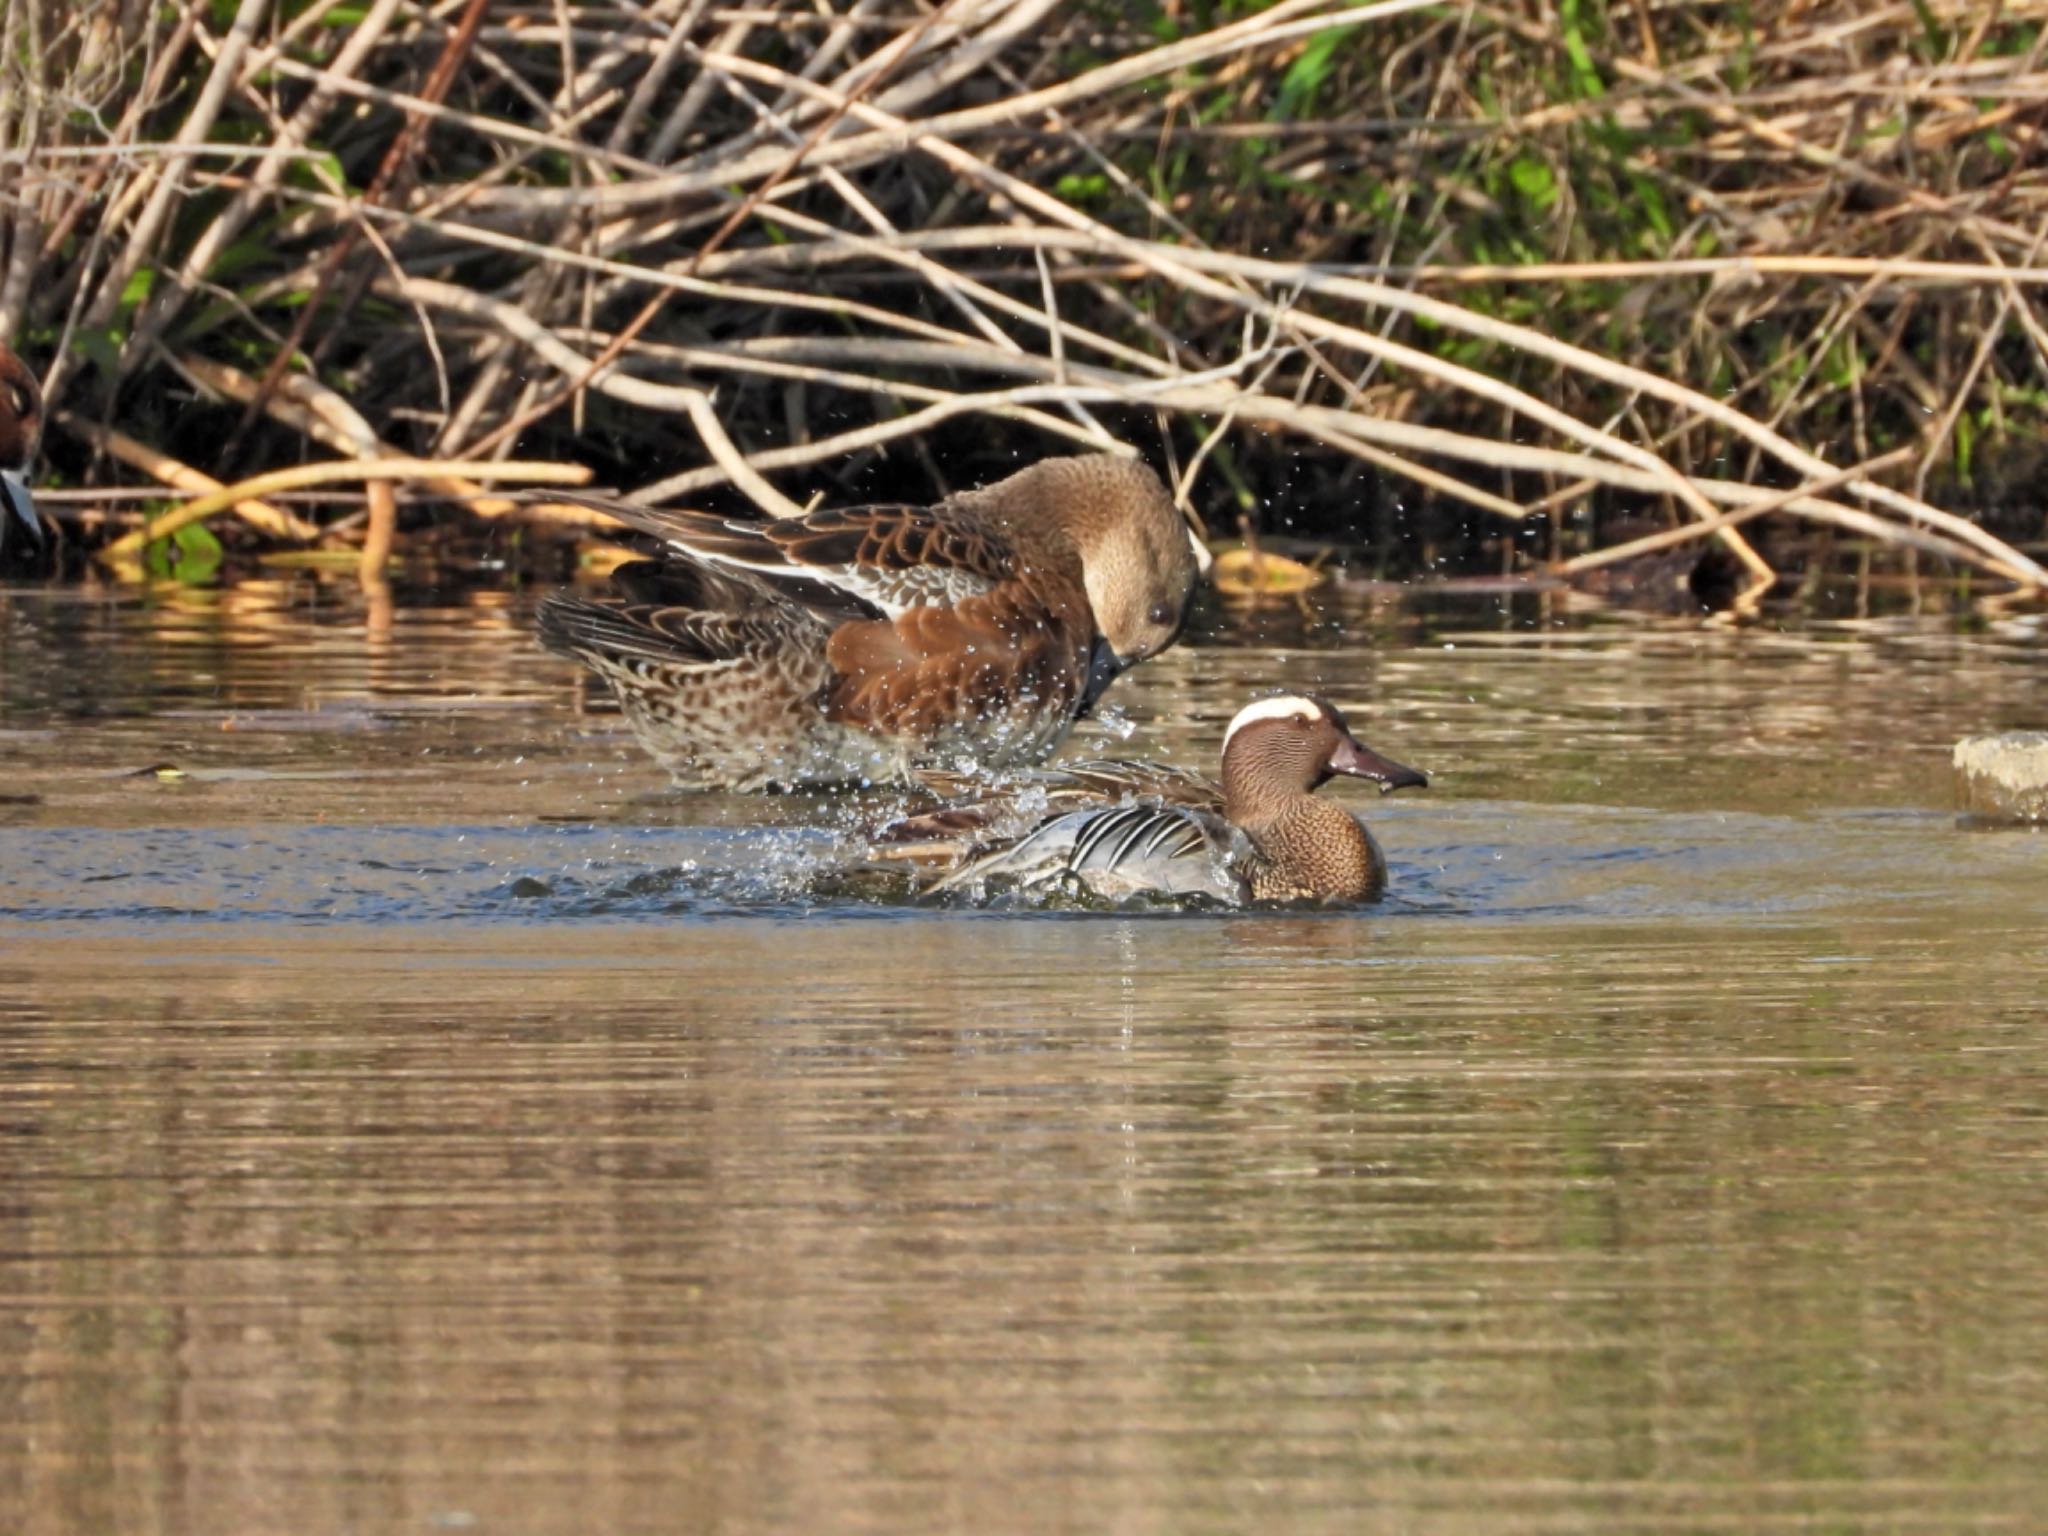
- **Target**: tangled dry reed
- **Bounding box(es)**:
[2,0,2046,608]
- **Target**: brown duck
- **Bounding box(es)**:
[882,693,1429,903]
[539,454,1208,790]
[0,343,42,554]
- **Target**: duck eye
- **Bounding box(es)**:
[1148,603,1174,627]
[5,385,26,418]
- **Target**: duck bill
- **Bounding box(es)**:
[1327,734,1428,794]
[1076,636,1127,717]
[0,469,39,546]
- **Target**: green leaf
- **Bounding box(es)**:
[142,521,224,585]
[1823,336,1861,389]
[1626,173,1673,245]
[205,238,275,282]
[305,150,347,190]
[1276,24,1355,120]
[1508,156,1557,209]
[120,267,156,310]
[1908,0,1949,56]
[78,329,123,373]
[1729,8,1756,90]
[1558,0,1607,98]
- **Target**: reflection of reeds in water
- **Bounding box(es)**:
[9,911,2048,1530]
[0,583,564,731]
[8,589,2040,813]
[2,1,2046,609]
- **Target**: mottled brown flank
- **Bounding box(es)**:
[538,454,1201,790]
[0,344,42,471]
[823,578,1089,739]
[1238,799,1383,902]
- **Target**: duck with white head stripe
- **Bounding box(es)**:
[879,693,1428,904]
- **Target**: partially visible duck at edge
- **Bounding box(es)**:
[0,343,43,555]
[539,454,1208,791]
[880,693,1429,905]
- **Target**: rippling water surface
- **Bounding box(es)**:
[3,581,2046,1533]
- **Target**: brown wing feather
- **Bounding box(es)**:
[533,492,752,555]
[1021,760,1222,808]
[758,506,1016,616]
[823,581,1088,738]
[912,760,1220,816]
[892,758,1222,853]
[537,592,807,669]
[550,492,1014,591]
[764,505,922,567]
[754,505,1013,580]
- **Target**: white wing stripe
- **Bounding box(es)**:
[662,544,994,618]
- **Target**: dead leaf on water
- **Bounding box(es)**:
[578,542,639,577]
[1210,546,1327,600]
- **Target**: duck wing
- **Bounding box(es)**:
[913,758,1220,808]
[1009,758,1222,809]
[554,493,1014,618]
[536,558,822,670]
[555,493,1089,745]
[931,800,1239,900]
[820,580,1090,741]
[888,758,1219,845]
[536,593,806,671]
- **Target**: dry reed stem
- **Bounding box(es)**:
[7,0,2047,605]
[176,354,610,526]
[101,459,594,558]
[55,415,320,542]
[77,0,270,345]
[1559,447,1922,576]
[1392,257,2048,287]
[701,52,1785,587]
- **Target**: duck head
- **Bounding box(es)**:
[1221,693,1428,815]
[0,345,43,543]
[1048,456,1208,710]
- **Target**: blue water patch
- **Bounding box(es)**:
[0,802,2026,931]
[0,823,847,926]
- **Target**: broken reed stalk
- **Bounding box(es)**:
[4,0,2047,604]
[176,354,614,526]
[58,415,322,542]
[1559,447,1922,576]
[100,459,595,558]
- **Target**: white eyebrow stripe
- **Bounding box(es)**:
[1223,695,1319,751]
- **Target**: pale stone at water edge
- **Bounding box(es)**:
[1954,732,2048,824]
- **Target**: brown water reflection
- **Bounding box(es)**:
[2,582,2047,1533]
